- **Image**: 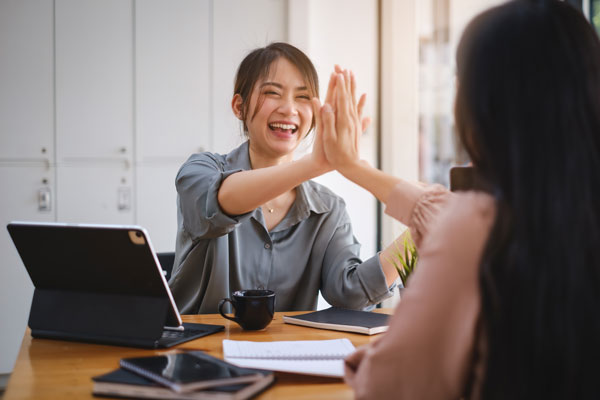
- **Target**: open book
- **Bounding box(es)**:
[222,339,356,378]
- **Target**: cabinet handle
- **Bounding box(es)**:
[38,187,52,212]
[117,187,131,211]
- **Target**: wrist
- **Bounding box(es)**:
[299,154,332,178]
[338,159,370,178]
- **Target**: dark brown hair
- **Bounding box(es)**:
[455,1,600,398]
[233,42,319,135]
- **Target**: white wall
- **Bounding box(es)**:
[289,0,379,260]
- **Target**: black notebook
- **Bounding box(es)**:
[93,367,274,400]
[282,307,391,335]
[120,351,270,394]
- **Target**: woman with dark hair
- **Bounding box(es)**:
[168,42,401,314]
[316,0,600,398]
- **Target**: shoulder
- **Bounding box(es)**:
[177,143,247,179]
[407,191,496,306]
[181,151,226,170]
[303,180,348,211]
[442,191,496,227]
[423,191,496,258]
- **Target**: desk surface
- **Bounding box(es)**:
[4,310,392,399]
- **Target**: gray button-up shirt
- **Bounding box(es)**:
[169,141,393,314]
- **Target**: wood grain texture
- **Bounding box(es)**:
[4,310,392,399]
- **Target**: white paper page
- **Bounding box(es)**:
[222,338,356,378]
[224,357,346,378]
[222,338,355,359]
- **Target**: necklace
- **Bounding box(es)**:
[264,202,275,213]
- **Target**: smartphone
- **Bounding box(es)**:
[120,351,263,393]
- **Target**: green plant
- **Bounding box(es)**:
[389,230,418,286]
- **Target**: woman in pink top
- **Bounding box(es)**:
[312,0,600,398]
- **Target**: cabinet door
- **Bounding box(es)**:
[55,0,133,161]
[135,0,210,160]
[136,163,181,252]
[211,0,287,153]
[57,164,134,224]
[0,165,55,374]
[0,0,54,160]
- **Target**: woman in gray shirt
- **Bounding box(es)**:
[169,43,399,314]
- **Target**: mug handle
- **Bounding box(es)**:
[218,298,238,323]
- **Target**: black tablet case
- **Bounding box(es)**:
[7,223,208,348]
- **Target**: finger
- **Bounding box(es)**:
[361,116,372,134]
[345,71,355,121]
[343,363,356,385]
[344,348,363,369]
[311,97,323,134]
[350,71,357,111]
[334,64,343,74]
[324,72,336,107]
[344,70,351,95]
[335,73,346,115]
[322,102,337,144]
[357,93,367,121]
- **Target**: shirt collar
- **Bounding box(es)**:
[225,140,252,171]
[268,182,331,232]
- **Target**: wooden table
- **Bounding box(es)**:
[3,310,391,399]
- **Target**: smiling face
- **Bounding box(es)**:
[232,57,314,163]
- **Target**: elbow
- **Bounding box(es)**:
[217,182,244,216]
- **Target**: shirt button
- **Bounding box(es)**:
[264,243,271,249]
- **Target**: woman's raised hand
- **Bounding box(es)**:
[308,71,340,174]
[315,68,369,173]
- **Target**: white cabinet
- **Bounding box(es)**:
[57,164,134,224]
[211,0,288,153]
[54,0,134,224]
[136,163,181,253]
[55,0,134,161]
[0,0,54,159]
[0,0,55,375]
[0,165,55,374]
[135,0,210,160]
[134,0,211,248]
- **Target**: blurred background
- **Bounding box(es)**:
[0,0,593,385]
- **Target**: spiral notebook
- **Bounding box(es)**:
[222,339,356,378]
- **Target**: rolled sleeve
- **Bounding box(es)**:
[321,222,394,309]
[177,155,253,240]
[355,253,395,304]
[384,182,451,247]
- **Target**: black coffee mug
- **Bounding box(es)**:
[218,289,275,330]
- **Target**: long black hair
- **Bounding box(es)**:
[455,0,600,398]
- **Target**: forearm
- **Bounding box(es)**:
[340,160,419,206]
[378,232,408,286]
[218,155,328,215]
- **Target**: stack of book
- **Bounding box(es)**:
[92,351,274,400]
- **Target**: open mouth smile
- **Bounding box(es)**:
[268,122,299,135]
